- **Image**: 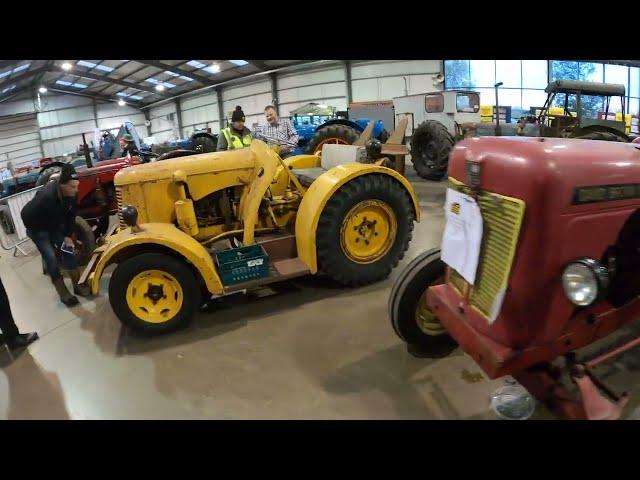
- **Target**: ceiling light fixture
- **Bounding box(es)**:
[210,63,220,73]
[38,86,47,94]
[61,62,73,71]
[155,84,165,92]
[118,99,126,106]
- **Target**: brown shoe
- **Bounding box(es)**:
[69,268,91,297]
[53,277,79,306]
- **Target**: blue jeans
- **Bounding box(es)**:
[27,228,77,281]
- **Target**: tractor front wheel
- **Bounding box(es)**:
[388,248,455,351]
[73,216,96,266]
[109,253,201,334]
[410,120,455,181]
[316,174,415,286]
[307,125,360,155]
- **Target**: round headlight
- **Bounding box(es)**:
[561,258,609,307]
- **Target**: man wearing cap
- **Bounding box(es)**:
[217,106,252,151]
[119,133,140,159]
[21,164,90,307]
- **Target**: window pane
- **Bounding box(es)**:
[605,95,623,114]
[444,60,470,88]
[582,95,606,117]
[496,60,521,88]
[579,62,603,83]
[629,97,639,116]
[522,89,548,112]
[456,92,480,113]
[551,60,579,81]
[470,60,495,87]
[475,88,496,107]
[495,89,522,110]
[522,60,548,89]
[604,64,629,91]
[630,67,639,98]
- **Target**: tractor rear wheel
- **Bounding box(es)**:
[73,216,95,266]
[410,120,455,181]
[307,124,360,155]
[190,133,217,153]
[109,252,201,334]
[316,174,415,286]
[573,130,630,142]
[389,248,455,351]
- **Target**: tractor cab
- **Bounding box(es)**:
[537,80,630,141]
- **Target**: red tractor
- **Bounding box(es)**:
[390,136,640,419]
[38,136,148,265]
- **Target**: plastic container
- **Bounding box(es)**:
[215,244,270,285]
[490,381,536,420]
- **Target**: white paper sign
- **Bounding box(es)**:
[441,188,483,285]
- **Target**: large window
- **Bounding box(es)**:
[445,60,640,122]
[445,60,548,119]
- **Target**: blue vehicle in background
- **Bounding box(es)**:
[289,103,391,155]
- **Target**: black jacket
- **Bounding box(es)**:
[21,181,77,236]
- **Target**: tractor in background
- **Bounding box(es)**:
[289,102,391,155]
[395,80,631,181]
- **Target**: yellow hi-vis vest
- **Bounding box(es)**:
[221,128,252,149]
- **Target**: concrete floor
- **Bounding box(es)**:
[1,170,639,419]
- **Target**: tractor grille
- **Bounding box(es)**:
[447,178,525,322]
[115,187,125,228]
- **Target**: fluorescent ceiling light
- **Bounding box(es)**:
[187,60,206,69]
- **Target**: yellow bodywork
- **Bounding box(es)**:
[294,163,420,273]
[87,140,419,295]
[89,222,224,296]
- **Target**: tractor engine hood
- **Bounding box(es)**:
[114,147,257,186]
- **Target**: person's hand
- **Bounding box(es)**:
[63,237,74,248]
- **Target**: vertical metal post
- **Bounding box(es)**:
[344,60,353,105]
[216,88,225,130]
[92,98,99,129]
[270,72,279,116]
[174,98,184,138]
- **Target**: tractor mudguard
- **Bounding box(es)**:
[88,223,224,296]
[295,164,420,273]
[316,118,364,133]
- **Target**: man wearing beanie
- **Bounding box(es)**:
[21,163,90,307]
[217,106,252,151]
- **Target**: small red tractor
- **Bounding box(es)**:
[390,135,640,419]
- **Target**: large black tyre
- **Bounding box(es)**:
[377,129,390,143]
[306,124,360,155]
[388,248,455,349]
[316,174,415,286]
[410,120,455,181]
[109,252,201,334]
[573,130,630,142]
[156,149,198,161]
[73,216,96,266]
[190,133,218,153]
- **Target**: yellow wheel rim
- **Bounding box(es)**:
[340,200,397,264]
[314,137,349,155]
[125,270,184,324]
[415,275,446,336]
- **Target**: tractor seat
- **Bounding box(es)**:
[293,144,366,187]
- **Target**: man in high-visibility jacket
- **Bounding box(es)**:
[217,106,252,151]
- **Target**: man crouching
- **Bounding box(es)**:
[21,164,90,307]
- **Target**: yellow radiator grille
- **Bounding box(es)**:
[447,178,526,321]
[115,187,125,228]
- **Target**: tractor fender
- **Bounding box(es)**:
[572,125,630,142]
[295,164,420,273]
[315,119,363,133]
[89,223,223,296]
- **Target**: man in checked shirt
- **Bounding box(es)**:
[254,105,299,158]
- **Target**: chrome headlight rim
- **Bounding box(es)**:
[562,257,609,307]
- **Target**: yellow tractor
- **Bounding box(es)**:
[79,139,420,334]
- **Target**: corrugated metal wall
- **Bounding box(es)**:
[0,113,42,170]
[0,60,444,154]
